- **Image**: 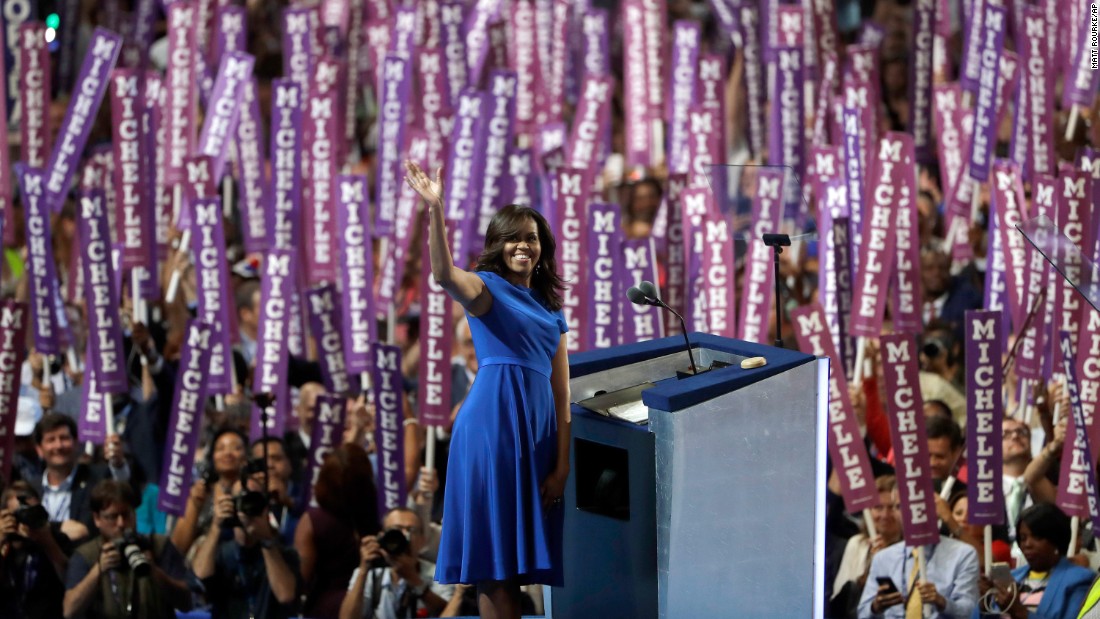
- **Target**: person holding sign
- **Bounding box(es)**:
[978,503,1093,619]
[405,162,571,619]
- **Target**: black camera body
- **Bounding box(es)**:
[369,528,412,570]
[221,458,270,528]
[13,496,48,530]
[115,531,152,577]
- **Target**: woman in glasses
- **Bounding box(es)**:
[978,503,1093,618]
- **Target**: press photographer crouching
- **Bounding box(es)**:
[63,480,191,619]
[191,457,301,619]
[0,481,72,618]
[340,508,454,619]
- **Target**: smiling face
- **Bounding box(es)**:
[213,432,246,479]
[500,218,541,286]
[36,425,76,474]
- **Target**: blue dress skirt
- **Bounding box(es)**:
[435,271,567,586]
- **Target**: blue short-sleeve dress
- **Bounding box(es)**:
[435,271,568,586]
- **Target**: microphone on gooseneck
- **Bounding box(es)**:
[625,281,699,376]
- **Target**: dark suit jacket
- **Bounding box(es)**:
[26,462,115,539]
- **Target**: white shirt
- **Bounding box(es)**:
[346,559,454,619]
[42,467,77,523]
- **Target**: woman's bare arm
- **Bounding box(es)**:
[404,162,491,316]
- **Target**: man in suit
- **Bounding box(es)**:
[26,413,133,540]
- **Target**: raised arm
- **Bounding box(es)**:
[404,161,491,316]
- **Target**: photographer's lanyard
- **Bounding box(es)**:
[235,547,259,619]
[107,569,134,617]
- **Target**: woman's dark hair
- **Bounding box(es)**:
[207,427,248,473]
[1018,503,1072,555]
[475,204,566,310]
[313,443,380,536]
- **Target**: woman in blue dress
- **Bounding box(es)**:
[405,161,571,619]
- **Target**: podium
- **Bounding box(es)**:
[550,333,828,619]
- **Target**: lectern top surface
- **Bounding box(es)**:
[569,333,814,413]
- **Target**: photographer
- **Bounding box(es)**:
[339,508,454,619]
[0,481,71,618]
[191,474,300,618]
[63,480,191,619]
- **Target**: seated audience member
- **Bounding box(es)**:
[0,482,72,618]
[251,436,301,544]
[858,491,980,618]
[63,480,192,619]
[977,503,1093,619]
[339,507,454,619]
[296,443,381,618]
[1001,417,1034,540]
[831,476,904,619]
[192,474,301,618]
[170,427,247,556]
[27,413,131,539]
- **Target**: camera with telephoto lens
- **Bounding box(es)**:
[369,528,412,570]
[13,495,48,530]
[115,531,152,577]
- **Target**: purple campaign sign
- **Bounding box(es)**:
[1053,172,1090,374]
[415,48,452,163]
[306,284,351,396]
[738,170,784,344]
[304,55,343,285]
[1062,4,1100,110]
[212,5,247,62]
[889,141,921,335]
[476,71,518,250]
[44,28,122,214]
[880,334,941,546]
[418,230,454,427]
[983,206,1010,341]
[556,167,589,353]
[511,0,538,138]
[909,0,935,163]
[0,302,28,480]
[1020,7,1054,180]
[585,203,622,349]
[237,78,267,255]
[770,47,806,220]
[282,7,317,104]
[581,8,610,78]
[791,303,878,513]
[78,192,127,393]
[464,0,502,89]
[269,80,303,252]
[378,132,430,316]
[812,53,838,147]
[79,352,108,446]
[19,22,50,168]
[619,238,664,344]
[303,395,347,507]
[337,175,377,375]
[991,161,1028,327]
[622,0,650,167]
[967,3,1005,183]
[16,166,61,355]
[959,0,986,94]
[565,73,612,181]
[110,69,152,272]
[849,134,911,339]
[157,321,212,516]
[251,249,295,442]
[165,2,198,185]
[373,344,407,512]
[374,54,409,238]
[444,90,490,262]
[0,26,9,246]
[740,5,766,161]
[1057,331,1100,527]
[190,198,234,394]
[500,148,535,208]
[680,188,709,333]
[842,107,867,280]
[196,50,254,181]
[667,20,700,175]
[702,202,736,338]
[662,175,688,337]
[439,2,467,108]
[965,311,1005,525]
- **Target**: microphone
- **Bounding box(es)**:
[626,286,655,306]
[628,281,700,376]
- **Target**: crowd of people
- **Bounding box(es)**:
[0,0,1099,618]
